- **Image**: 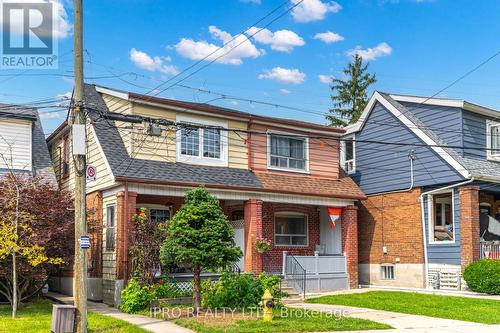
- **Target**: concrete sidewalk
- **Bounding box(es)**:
[45,292,193,333]
[290,302,500,333]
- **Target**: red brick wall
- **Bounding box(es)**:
[460,185,480,270]
[244,199,263,274]
[116,191,137,280]
[342,205,358,288]
[358,188,424,265]
[261,203,320,273]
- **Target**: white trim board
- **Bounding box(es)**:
[345,92,470,179]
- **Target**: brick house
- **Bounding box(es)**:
[46,84,365,306]
[342,92,500,290]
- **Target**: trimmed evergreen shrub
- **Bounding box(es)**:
[463,259,500,295]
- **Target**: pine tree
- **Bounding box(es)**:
[326,54,377,127]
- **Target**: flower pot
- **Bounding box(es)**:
[257,249,266,254]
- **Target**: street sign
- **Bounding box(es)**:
[79,236,90,249]
[86,165,96,181]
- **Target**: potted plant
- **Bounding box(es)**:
[255,237,272,254]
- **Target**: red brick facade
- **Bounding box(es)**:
[116,191,137,280]
[459,185,480,270]
[358,189,424,265]
[244,199,263,274]
[342,205,358,288]
[87,192,103,278]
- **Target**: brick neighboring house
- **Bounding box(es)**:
[0,104,56,184]
[46,84,365,306]
[342,92,500,290]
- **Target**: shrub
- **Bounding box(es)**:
[202,273,282,309]
[463,259,500,295]
[119,278,151,313]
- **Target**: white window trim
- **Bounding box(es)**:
[267,130,310,174]
[380,264,395,280]
[486,120,500,161]
[274,211,309,247]
[136,204,173,220]
[340,134,356,174]
[176,114,228,167]
[427,190,456,245]
[105,204,116,252]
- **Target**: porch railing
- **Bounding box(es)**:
[480,240,500,259]
[283,254,306,298]
[283,251,347,275]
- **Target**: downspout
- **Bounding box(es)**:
[419,177,475,289]
[377,151,416,195]
[248,120,253,171]
[123,180,129,282]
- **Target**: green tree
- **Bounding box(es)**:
[160,187,241,312]
[326,54,377,127]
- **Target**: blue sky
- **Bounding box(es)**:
[2,0,500,136]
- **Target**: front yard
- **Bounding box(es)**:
[307,291,500,324]
[0,299,148,333]
[172,307,391,333]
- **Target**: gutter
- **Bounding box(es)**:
[419,177,475,289]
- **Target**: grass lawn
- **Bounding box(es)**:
[0,298,148,333]
[307,291,500,324]
[174,307,391,333]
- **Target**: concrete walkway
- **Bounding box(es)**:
[45,292,193,333]
[290,302,500,333]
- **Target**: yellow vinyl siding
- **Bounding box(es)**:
[99,95,249,169]
[50,134,75,193]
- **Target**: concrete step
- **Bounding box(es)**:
[282,297,304,304]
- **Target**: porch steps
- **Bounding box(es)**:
[281,282,304,304]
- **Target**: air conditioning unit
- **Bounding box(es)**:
[146,123,162,136]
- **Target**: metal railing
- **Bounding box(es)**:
[480,240,500,259]
[284,254,306,298]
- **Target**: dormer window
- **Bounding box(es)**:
[340,136,355,174]
[267,132,308,173]
[176,115,228,167]
[487,120,500,161]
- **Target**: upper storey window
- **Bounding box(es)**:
[176,115,228,167]
[487,120,500,161]
[268,132,308,172]
[340,135,355,174]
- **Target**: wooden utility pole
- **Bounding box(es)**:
[73,0,87,332]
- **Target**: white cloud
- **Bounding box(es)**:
[229,101,239,106]
[279,88,291,94]
[56,91,72,100]
[175,26,264,65]
[129,48,179,75]
[347,42,392,61]
[246,27,304,52]
[314,31,344,44]
[258,67,306,84]
[291,0,342,23]
[0,0,72,39]
[318,74,333,84]
[40,110,65,119]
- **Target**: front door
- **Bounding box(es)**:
[231,218,245,271]
[320,206,342,254]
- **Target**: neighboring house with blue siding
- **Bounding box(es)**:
[342,92,500,290]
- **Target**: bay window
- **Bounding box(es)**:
[274,212,308,246]
[268,133,308,172]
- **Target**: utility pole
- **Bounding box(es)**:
[73,0,87,332]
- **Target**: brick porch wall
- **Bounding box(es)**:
[261,203,320,273]
[86,192,103,278]
[342,205,358,288]
[116,191,137,280]
[459,185,480,270]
